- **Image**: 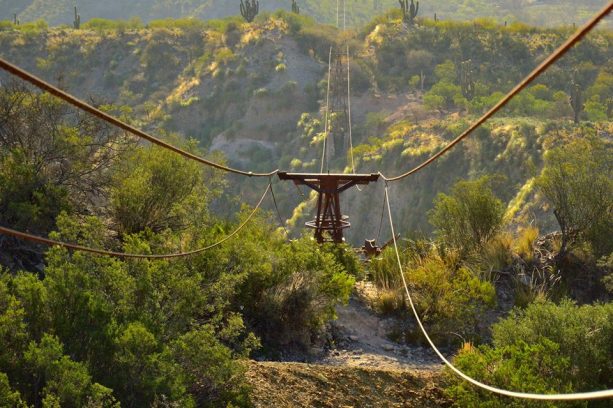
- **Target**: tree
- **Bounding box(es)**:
[429,176,505,254]
[110,142,224,235]
[0,84,132,269]
[536,136,612,258]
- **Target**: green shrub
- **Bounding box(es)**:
[0,86,129,237]
[110,141,223,235]
[429,176,506,255]
[22,334,117,407]
[373,289,405,316]
[445,300,613,408]
[164,327,251,407]
[368,241,496,343]
[0,372,26,407]
[369,247,407,290]
[536,136,612,258]
[82,18,142,31]
[424,81,463,110]
[231,237,355,352]
[405,258,496,343]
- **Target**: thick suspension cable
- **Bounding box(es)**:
[0,183,271,259]
[383,184,613,401]
[380,2,613,182]
[0,57,278,178]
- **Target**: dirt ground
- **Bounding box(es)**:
[246,362,451,408]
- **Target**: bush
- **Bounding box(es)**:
[373,289,405,316]
[536,136,612,258]
[368,241,496,343]
[83,18,142,31]
[445,301,613,408]
[369,247,407,290]
[0,372,25,407]
[429,176,506,255]
[469,232,514,278]
[231,237,355,352]
[0,86,130,238]
[405,258,496,343]
[164,327,251,407]
[514,226,540,262]
[110,142,223,235]
[424,81,463,110]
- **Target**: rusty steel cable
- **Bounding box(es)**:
[0,183,271,259]
[0,58,279,178]
[380,2,613,182]
[383,184,613,401]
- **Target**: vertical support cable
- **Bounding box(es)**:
[336,0,340,27]
[321,47,334,173]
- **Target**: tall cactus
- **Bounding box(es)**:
[291,0,300,14]
[459,59,475,100]
[73,6,81,29]
[570,78,583,124]
[399,0,419,26]
[240,0,259,23]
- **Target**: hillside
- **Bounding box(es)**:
[2,0,611,28]
[1,13,610,243]
[0,7,612,408]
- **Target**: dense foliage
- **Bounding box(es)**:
[536,136,612,258]
[0,85,357,406]
[0,8,611,407]
[445,301,613,408]
[429,176,505,254]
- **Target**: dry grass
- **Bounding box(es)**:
[373,288,405,316]
[512,264,561,308]
[514,226,539,262]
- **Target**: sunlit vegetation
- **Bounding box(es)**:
[0,85,357,406]
[0,4,611,406]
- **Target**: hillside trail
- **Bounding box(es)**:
[316,283,441,372]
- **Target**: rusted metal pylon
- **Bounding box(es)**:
[326,48,350,161]
[278,172,379,243]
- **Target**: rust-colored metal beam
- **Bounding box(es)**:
[278,172,380,243]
